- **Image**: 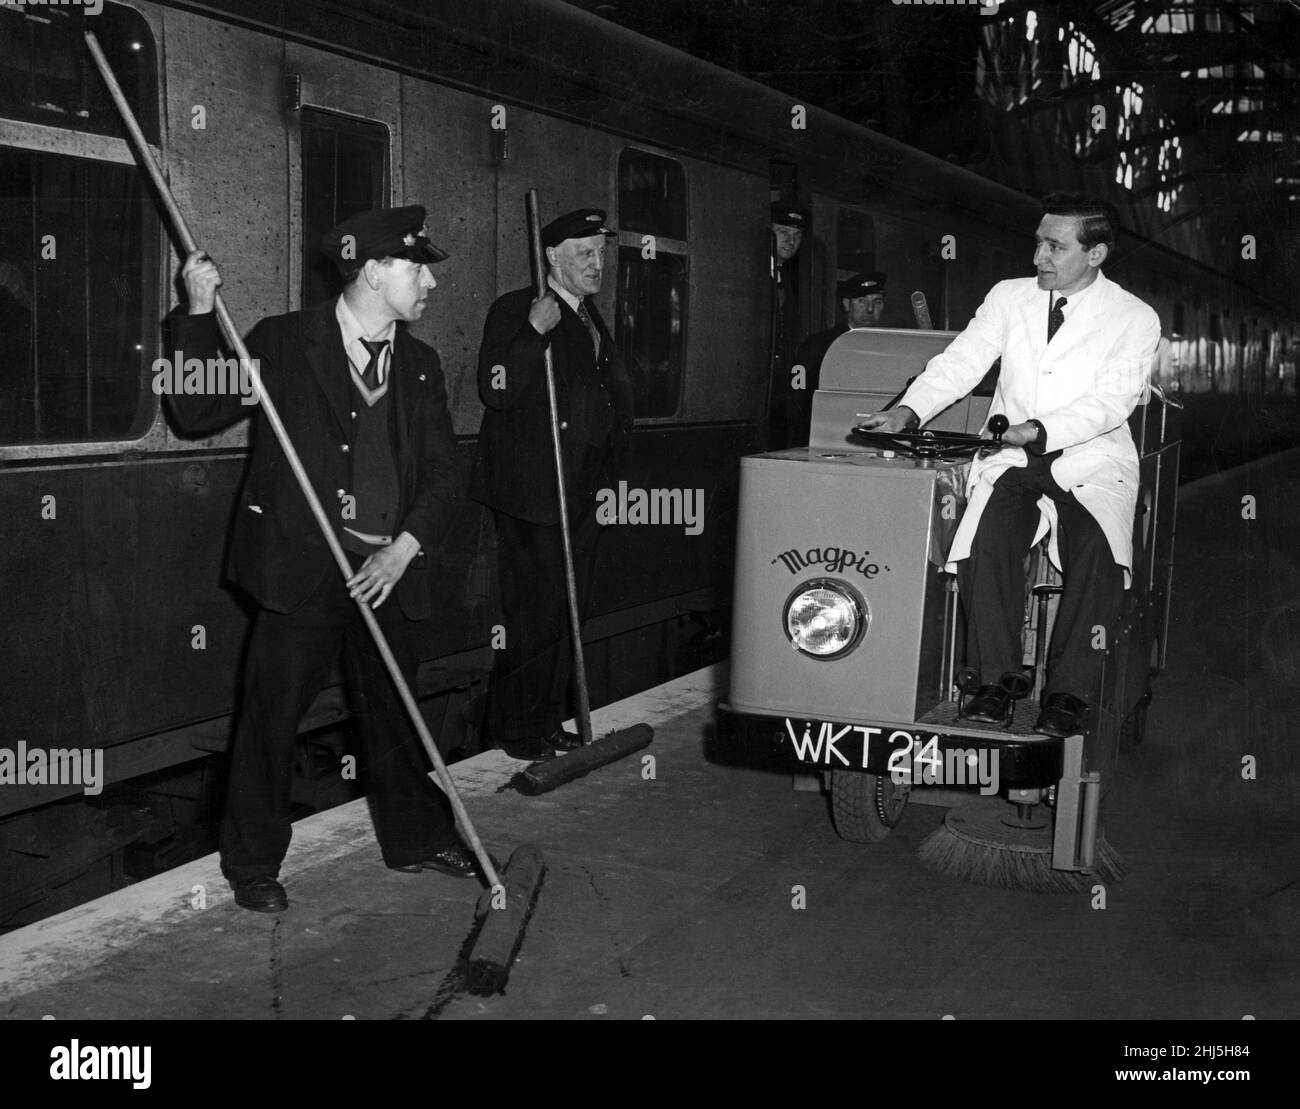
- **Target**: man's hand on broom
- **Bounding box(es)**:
[527,293,560,335]
[182,249,222,314]
[348,532,420,608]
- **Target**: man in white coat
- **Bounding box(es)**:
[859,193,1161,737]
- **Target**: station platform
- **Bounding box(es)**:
[1,453,1297,1021]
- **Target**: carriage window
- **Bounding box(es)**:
[0,3,159,446]
[300,111,389,307]
[0,3,158,142]
[616,149,688,418]
[617,149,686,239]
[0,148,155,446]
[836,209,875,276]
[616,247,687,417]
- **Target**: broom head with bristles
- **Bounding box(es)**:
[917,800,1127,893]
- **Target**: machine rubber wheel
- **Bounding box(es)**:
[830,771,910,843]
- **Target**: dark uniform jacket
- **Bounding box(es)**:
[795,324,848,393]
[470,286,634,526]
[167,302,459,618]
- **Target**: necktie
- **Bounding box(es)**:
[1047,296,1067,343]
[576,300,600,356]
[359,338,389,390]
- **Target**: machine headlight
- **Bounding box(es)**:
[783,578,868,659]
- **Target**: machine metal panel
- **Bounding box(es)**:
[729,452,961,725]
[914,562,952,719]
[817,328,955,393]
[810,391,976,449]
[809,328,989,448]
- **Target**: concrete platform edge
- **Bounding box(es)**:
[0,664,723,1005]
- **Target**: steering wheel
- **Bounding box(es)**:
[850,414,1009,460]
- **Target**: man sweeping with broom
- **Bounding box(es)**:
[169,208,490,912]
[471,208,635,763]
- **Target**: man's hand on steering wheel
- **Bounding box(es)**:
[856,405,917,434]
[992,420,1038,448]
[851,411,1011,460]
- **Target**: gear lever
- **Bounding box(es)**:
[978,413,1009,456]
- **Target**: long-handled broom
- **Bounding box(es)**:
[86,32,542,994]
[506,190,653,796]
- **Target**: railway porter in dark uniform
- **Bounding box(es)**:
[767,202,810,449]
[792,271,888,442]
[169,207,480,913]
[471,208,635,761]
[859,194,1160,738]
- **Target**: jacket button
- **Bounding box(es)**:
[560,421,568,430]
[341,444,350,452]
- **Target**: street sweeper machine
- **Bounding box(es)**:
[719,326,1180,891]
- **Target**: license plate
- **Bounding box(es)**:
[784,718,999,794]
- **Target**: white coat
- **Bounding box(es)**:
[899,271,1162,588]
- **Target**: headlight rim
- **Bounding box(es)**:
[781,576,870,661]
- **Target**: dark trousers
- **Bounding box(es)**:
[956,453,1124,702]
[220,555,456,883]
[487,501,601,744]
[767,385,812,451]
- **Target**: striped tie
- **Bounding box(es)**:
[359,338,388,390]
[576,300,600,356]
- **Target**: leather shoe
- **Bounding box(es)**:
[388,844,499,880]
[498,734,557,761]
[961,685,1014,724]
[1034,692,1088,737]
[548,728,582,752]
[231,876,288,913]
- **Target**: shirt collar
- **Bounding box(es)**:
[548,275,583,313]
[335,295,396,404]
[335,295,397,351]
[1052,271,1100,313]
